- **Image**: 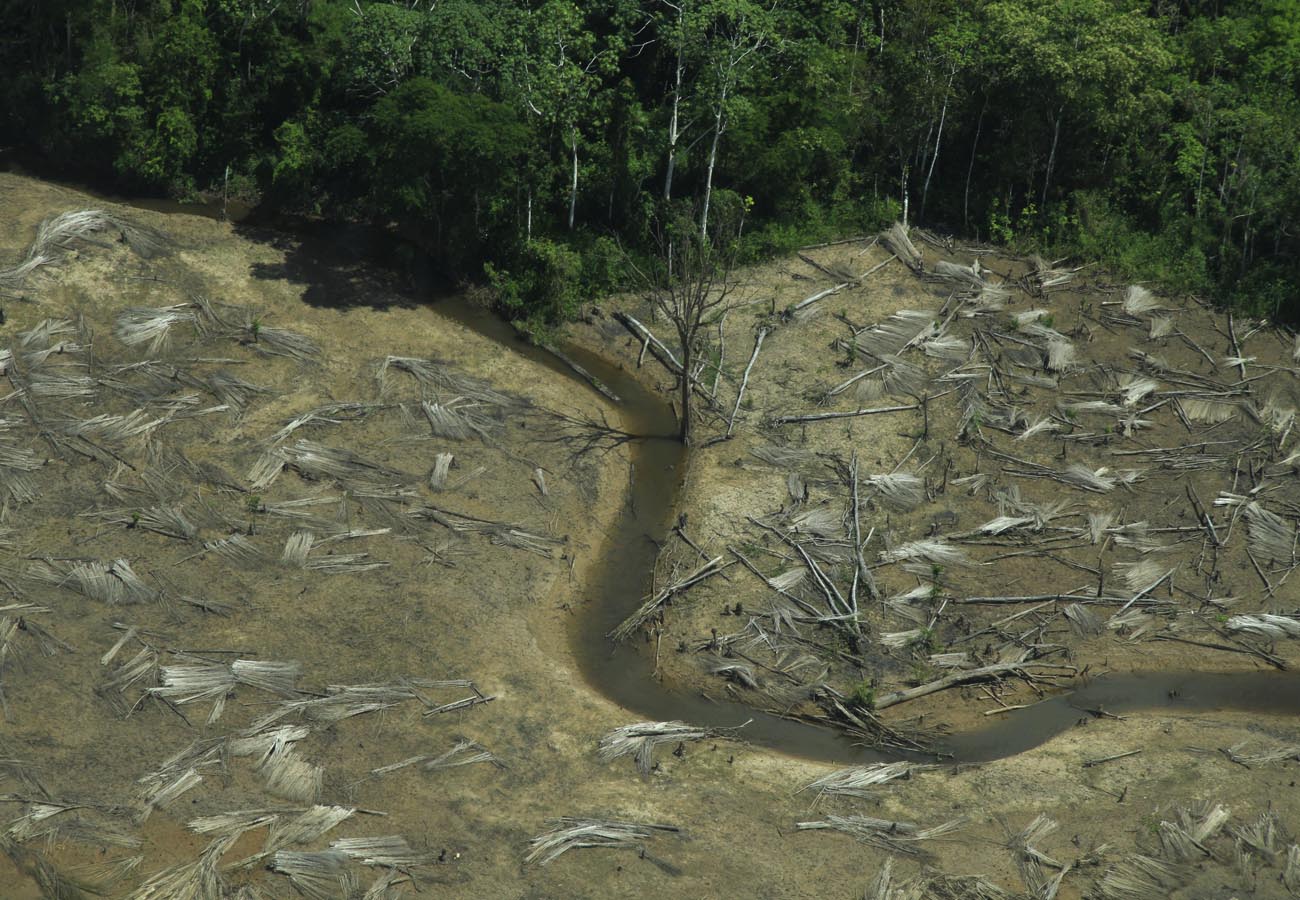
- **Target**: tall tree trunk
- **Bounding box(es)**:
[964,97,987,231]
[921,71,955,219]
[679,340,693,443]
[568,130,579,231]
[701,93,725,239]
[1041,104,1064,210]
[901,164,910,227]
[664,47,684,201]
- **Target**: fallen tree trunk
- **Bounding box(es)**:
[612,312,720,408]
[771,404,918,425]
[872,662,1070,710]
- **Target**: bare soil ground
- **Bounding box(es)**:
[1,172,1298,899]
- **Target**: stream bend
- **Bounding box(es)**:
[95,192,1300,767]
[537,335,1300,765]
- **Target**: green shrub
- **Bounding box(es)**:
[485,238,584,328]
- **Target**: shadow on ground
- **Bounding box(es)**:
[243,218,454,312]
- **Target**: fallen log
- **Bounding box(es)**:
[873,662,1072,710]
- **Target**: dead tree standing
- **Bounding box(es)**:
[628,207,742,444]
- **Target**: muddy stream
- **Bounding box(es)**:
[123,195,1300,766]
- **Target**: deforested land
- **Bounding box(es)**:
[2,171,1300,900]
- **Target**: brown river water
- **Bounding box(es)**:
[99,190,1300,766]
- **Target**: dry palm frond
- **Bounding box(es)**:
[598,721,743,775]
[90,505,196,541]
[880,628,928,649]
[60,410,169,444]
[150,663,236,723]
[129,834,238,900]
[855,310,937,359]
[1259,397,1295,435]
[766,569,806,595]
[881,223,922,271]
[232,660,301,696]
[1111,559,1174,594]
[976,515,1035,536]
[879,539,969,567]
[134,505,197,540]
[281,531,315,567]
[268,402,382,445]
[1149,315,1174,339]
[1008,814,1069,900]
[70,855,144,891]
[795,814,963,855]
[331,836,432,869]
[99,645,162,702]
[1226,614,1300,640]
[137,768,204,818]
[1117,375,1159,406]
[1093,854,1183,900]
[1111,524,1173,555]
[114,306,198,353]
[1180,397,1237,424]
[931,259,985,287]
[1059,465,1117,493]
[21,339,88,368]
[1060,400,1124,418]
[877,357,927,398]
[18,318,76,347]
[525,818,681,866]
[1177,801,1231,843]
[377,355,514,405]
[788,504,843,537]
[1243,502,1296,564]
[26,371,96,399]
[203,534,262,564]
[247,449,286,492]
[280,439,400,484]
[1232,811,1286,862]
[970,283,1011,312]
[1122,285,1161,316]
[228,725,311,766]
[1045,339,1077,373]
[750,444,820,469]
[269,850,356,900]
[1015,309,1050,328]
[204,372,269,417]
[798,762,931,806]
[922,334,970,360]
[414,505,562,556]
[250,326,320,362]
[420,398,497,441]
[1016,417,1060,441]
[865,473,924,511]
[1223,740,1300,765]
[259,747,323,802]
[422,740,503,773]
[259,806,355,854]
[28,558,158,605]
[1063,603,1103,636]
[0,210,169,292]
[710,658,759,688]
[1028,256,1074,292]
[0,441,41,474]
[188,810,280,840]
